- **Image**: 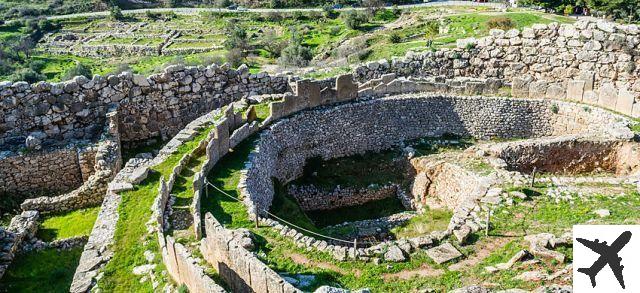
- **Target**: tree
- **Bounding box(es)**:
[278,29,312,67]
[225,48,244,67]
[341,10,369,30]
[223,20,248,51]
[261,29,287,58]
[109,5,124,20]
[215,0,232,8]
[15,37,34,59]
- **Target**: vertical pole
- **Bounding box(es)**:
[205,181,209,198]
[485,208,491,236]
[353,238,358,259]
[254,205,259,229]
[530,167,537,187]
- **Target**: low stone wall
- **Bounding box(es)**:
[353,19,640,117]
[20,110,122,213]
[480,136,640,175]
[71,108,223,293]
[244,94,632,217]
[201,213,300,293]
[288,184,400,211]
[0,211,39,279]
[0,145,92,203]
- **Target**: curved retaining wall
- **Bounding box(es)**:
[243,94,632,215]
[354,19,640,117]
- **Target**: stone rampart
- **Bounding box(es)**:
[288,184,401,211]
[20,109,122,213]
[354,19,640,117]
[243,94,632,216]
[0,64,289,151]
[201,213,300,293]
[479,136,640,175]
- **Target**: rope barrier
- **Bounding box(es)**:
[203,179,380,245]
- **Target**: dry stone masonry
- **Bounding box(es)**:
[355,19,640,117]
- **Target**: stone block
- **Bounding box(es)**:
[579,71,595,91]
[320,87,337,104]
[511,77,531,98]
[464,82,485,96]
[215,118,230,157]
[336,74,358,102]
[566,80,585,101]
[528,80,548,99]
[296,79,322,108]
[426,242,462,264]
[598,83,618,109]
[546,84,565,100]
[583,90,598,104]
[616,88,635,116]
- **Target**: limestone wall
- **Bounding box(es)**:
[20,110,122,213]
[243,94,632,215]
[0,146,87,202]
[0,64,289,151]
[288,184,400,211]
[354,19,640,117]
[201,213,301,293]
[480,136,640,175]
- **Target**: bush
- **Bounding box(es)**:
[11,68,45,83]
[389,33,401,43]
[487,17,516,30]
[109,6,124,20]
[62,63,92,81]
[225,48,245,67]
[323,5,338,19]
[341,11,369,30]
[278,31,312,67]
[564,5,574,15]
[215,0,231,8]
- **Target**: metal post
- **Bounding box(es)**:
[254,205,259,229]
[530,167,537,187]
[205,181,209,198]
[485,208,491,236]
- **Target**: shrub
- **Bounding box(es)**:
[11,68,45,83]
[226,48,245,67]
[329,26,341,36]
[389,33,401,43]
[563,5,574,15]
[215,0,231,8]
[551,103,559,114]
[62,63,92,81]
[323,5,338,19]
[341,11,369,30]
[109,6,124,20]
[465,42,476,50]
[278,31,312,67]
[487,17,516,30]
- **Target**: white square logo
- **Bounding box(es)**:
[573,225,640,292]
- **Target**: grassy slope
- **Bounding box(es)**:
[96,125,215,291]
[0,248,83,293]
[36,206,100,242]
[202,135,640,291]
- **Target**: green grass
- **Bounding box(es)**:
[0,248,82,293]
[96,124,215,291]
[202,135,256,229]
[390,209,453,239]
[36,206,100,242]
[491,188,640,236]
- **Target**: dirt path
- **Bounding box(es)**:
[383,265,444,280]
[289,253,362,277]
[449,236,512,271]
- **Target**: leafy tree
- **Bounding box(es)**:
[278,29,312,67]
[341,10,369,30]
[109,5,124,20]
[223,20,248,51]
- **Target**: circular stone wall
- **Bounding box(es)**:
[243,94,632,213]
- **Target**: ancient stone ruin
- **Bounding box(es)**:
[1,18,639,293]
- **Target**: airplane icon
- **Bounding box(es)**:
[577,231,632,289]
